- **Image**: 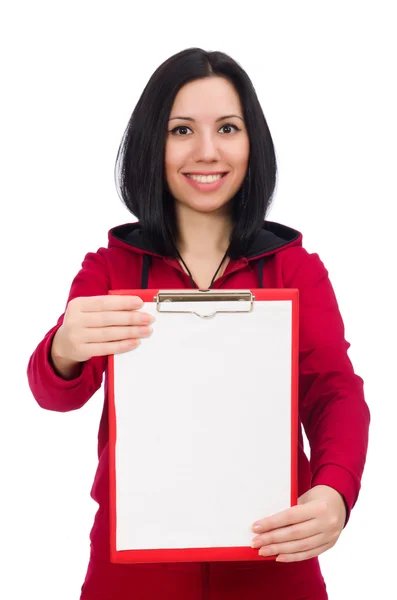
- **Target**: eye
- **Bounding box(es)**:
[219,123,241,134]
[169,126,193,135]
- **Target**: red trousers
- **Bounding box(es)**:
[80,555,328,599]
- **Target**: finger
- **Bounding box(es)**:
[252,519,319,547]
[275,542,333,563]
[83,310,154,327]
[258,533,325,558]
[84,338,141,357]
[79,295,144,312]
[252,504,314,533]
[84,325,152,343]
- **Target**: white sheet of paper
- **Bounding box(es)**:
[113,300,293,551]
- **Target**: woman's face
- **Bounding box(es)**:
[164,76,250,216]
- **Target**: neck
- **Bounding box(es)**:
[175,205,233,258]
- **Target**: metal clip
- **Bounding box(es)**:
[154,290,255,318]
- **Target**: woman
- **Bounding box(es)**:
[27,47,370,599]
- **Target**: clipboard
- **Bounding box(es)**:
[108,288,299,564]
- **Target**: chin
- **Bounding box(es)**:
[176,194,234,214]
[183,200,231,214]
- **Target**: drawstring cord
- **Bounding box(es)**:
[140,252,265,289]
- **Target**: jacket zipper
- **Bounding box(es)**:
[201,562,209,600]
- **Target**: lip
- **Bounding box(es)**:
[182,172,230,192]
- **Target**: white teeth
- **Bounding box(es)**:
[186,173,224,183]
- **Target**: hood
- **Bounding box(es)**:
[108,220,302,260]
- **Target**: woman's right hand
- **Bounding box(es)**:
[51,294,153,365]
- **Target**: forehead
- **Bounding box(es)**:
[170,77,243,120]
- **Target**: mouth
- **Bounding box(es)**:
[181,171,230,193]
[183,172,229,184]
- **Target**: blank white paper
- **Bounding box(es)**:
[113,300,293,551]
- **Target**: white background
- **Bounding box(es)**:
[1,1,396,598]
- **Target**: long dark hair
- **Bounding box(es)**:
[115,48,277,259]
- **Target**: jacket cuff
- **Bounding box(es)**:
[311,464,359,527]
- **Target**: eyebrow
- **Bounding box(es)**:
[168,114,244,122]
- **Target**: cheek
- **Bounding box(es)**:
[164,149,177,190]
[226,140,250,169]
[227,143,250,190]
[165,142,188,176]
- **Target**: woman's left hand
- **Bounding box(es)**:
[251,485,346,562]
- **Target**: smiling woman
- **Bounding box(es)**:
[27,46,370,600]
[115,48,277,269]
[114,49,277,290]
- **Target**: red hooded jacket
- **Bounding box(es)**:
[27,220,370,600]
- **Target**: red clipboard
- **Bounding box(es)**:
[108,288,298,564]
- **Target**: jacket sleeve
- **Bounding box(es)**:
[27,250,110,412]
[284,248,370,525]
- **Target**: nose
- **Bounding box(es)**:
[193,131,221,163]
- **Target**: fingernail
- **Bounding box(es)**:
[139,313,154,324]
[139,326,153,337]
[253,525,261,532]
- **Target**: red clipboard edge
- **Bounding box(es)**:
[108,288,299,564]
[290,289,299,508]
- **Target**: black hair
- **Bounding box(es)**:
[115,47,277,259]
